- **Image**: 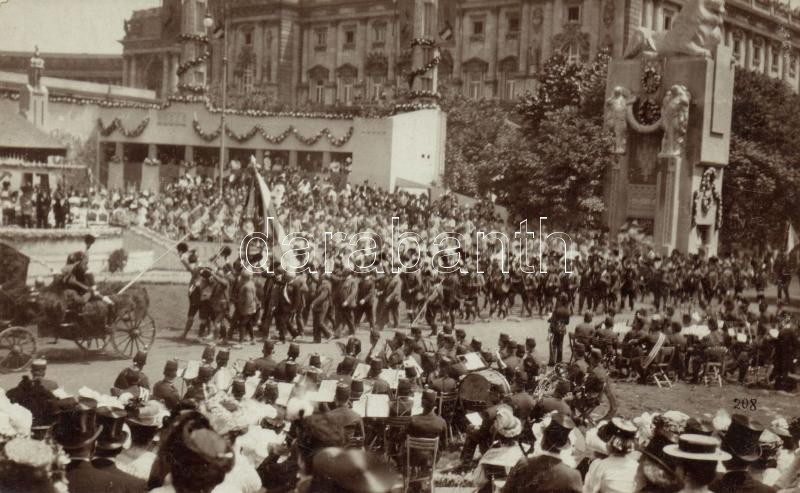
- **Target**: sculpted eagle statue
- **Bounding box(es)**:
[624,0,725,58]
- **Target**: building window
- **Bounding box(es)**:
[499,71,516,100]
[753,40,762,69]
[339,79,353,103]
[566,41,581,63]
[468,71,483,100]
[508,15,520,33]
[567,5,581,23]
[315,81,325,104]
[733,38,742,62]
[473,20,484,35]
[663,10,675,30]
[345,29,355,45]
[373,23,386,43]
[243,67,254,93]
[369,75,385,99]
[771,46,781,73]
[315,29,327,47]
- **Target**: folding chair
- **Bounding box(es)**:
[652,346,675,388]
[384,416,411,463]
[405,436,439,493]
[703,346,728,387]
[436,391,461,448]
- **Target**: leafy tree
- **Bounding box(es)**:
[722,69,800,249]
[500,107,613,229]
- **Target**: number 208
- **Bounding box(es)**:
[733,398,757,411]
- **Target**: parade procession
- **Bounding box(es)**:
[2,0,800,492]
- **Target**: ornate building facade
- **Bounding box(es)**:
[121,0,800,103]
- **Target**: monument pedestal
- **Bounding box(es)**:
[604,45,733,256]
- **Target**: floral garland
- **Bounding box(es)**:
[97,117,150,138]
[177,51,210,76]
[169,95,358,120]
[177,83,207,95]
[410,38,436,47]
[391,102,439,114]
[0,89,20,101]
[50,94,161,110]
[634,97,661,126]
[691,167,722,229]
[406,55,441,80]
[408,90,442,99]
[641,64,663,95]
[178,33,209,43]
[192,118,355,147]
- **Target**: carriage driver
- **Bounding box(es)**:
[60,251,102,307]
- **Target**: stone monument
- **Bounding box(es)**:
[604,0,733,256]
[20,46,49,127]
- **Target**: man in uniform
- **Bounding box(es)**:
[152,359,181,411]
[6,358,59,436]
[428,357,458,394]
[253,340,278,379]
[549,294,571,366]
[365,328,388,364]
[324,382,365,443]
[310,271,333,343]
[112,351,150,396]
[408,389,446,440]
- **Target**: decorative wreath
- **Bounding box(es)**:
[641,63,663,95]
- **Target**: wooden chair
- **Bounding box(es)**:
[747,344,775,386]
[436,391,461,448]
[652,346,675,388]
[384,416,411,463]
[404,436,439,493]
[703,346,728,387]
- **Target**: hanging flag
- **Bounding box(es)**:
[213,20,225,39]
[787,222,798,254]
[439,21,453,41]
[251,170,300,272]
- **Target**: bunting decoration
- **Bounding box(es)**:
[192,118,354,147]
[97,117,150,138]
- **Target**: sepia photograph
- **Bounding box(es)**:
[0,0,799,492]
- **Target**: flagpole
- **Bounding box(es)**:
[219,12,228,206]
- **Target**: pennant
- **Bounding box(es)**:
[787,222,798,254]
[439,22,453,41]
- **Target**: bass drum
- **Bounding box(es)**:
[458,369,511,411]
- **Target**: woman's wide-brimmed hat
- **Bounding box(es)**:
[663,434,732,462]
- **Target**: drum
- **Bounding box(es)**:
[458,369,511,409]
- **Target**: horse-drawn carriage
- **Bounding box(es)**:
[0,242,156,373]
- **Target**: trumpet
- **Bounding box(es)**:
[209,245,232,264]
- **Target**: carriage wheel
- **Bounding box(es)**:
[0,326,37,373]
[110,311,156,359]
[74,334,110,353]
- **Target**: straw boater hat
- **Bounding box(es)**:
[663,434,731,462]
[492,405,523,439]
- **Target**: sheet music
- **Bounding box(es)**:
[314,380,338,403]
[352,396,367,417]
[365,394,390,417]
[182,360,200,380]
[378,369,400,389]
[462,352,485,371]
[466,412,483,427]
[352,363,370,381]
[412,391,423,416]
[276,382,294,406]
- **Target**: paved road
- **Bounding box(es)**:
[2,282,798,427]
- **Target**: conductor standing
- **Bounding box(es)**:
[549,293,571,366]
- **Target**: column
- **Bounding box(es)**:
[169,54,179,93]
[288,150,298,169]
[162,54,170,97]
[255,149,265,165]
[747,36,754,70]
[653,0,662,31]
[519,1,531,73]
[184,146,196,177]
[322,151,332,169]
[130,56,138,88]
[255,23,264,82]
[123,57,129,86]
